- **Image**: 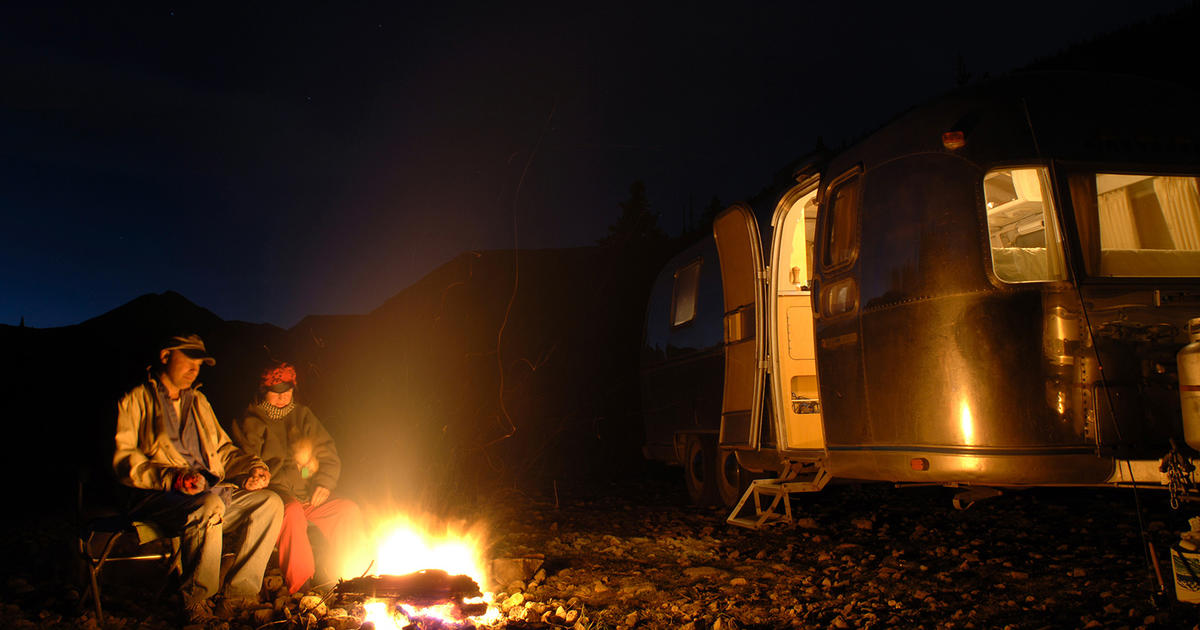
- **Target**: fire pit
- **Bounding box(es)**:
[339,513,500,629]
[337,569,489,620]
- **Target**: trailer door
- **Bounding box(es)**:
[714,204,766,450]
[769,179,826,453]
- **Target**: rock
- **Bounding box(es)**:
[684,566,726,579]
[299,595,326,616]
[252,608,274,625]
[492,556,545,587]
[501,591,525,612]
[730,577,748,586]
[624,611,639,627]
[263,574,284,593]
[851,518,873,530]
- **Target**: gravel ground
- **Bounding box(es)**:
[6,468,1200,629]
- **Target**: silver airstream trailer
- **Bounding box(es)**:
[640,72,1200,527]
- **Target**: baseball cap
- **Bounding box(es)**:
[161,334,216,366]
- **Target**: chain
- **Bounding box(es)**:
[1160,439,1197,510]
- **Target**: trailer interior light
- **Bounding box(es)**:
[942,131,966,150]
[911,458,930,471]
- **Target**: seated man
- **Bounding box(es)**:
[232,361,364,594]
[113,334,284,623]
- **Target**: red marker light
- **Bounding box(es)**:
[942,131,966,150]
[911,458,930,471]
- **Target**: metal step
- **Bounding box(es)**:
[726,464,831,529]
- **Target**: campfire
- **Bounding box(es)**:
[337,514,501,629]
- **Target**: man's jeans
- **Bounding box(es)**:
[130,487,284,605]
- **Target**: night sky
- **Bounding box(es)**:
[1,2,1191,328]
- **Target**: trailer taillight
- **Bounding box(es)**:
[910,458,930,471]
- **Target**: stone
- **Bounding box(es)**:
[684,566,727,579]
[491,556,545,587]
[501,591,525,612]
[263,574,284,593]
[252,608,274,625]
[299,595,326,617]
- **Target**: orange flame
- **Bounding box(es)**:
[357,512,501,628]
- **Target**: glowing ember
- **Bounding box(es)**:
[351,513,501,628]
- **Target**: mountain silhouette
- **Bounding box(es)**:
[0,247,652,512]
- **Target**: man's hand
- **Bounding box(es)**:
[173,470,207,495]
[244,465,271,491]
[308,485,330,507]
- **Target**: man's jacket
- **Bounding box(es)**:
[114,378,262,491]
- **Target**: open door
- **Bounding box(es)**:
[713,204,766,451]
[769,178,826,454]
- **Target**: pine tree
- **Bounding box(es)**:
[598,181,667,249]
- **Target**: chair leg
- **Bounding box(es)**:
[88,567,104,625]
[155,539,183,601]
[78,533,112,625]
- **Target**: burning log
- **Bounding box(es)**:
[337,569,488,618]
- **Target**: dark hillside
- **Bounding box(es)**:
[0,247,652,515]
[285,247,651,509]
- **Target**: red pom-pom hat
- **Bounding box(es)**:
[261,363,297,392]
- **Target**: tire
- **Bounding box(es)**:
[683,433,720,506]
[716,447,749,508]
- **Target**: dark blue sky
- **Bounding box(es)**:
[1,2,1192,328]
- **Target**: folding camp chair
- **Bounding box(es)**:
[76,476,180,624]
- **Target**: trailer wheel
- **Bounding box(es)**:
[716,447,750,508]
[683,434,720,506]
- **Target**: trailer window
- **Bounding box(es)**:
[670,259,702,326]
[822,174,860,269]
[983,167,1067,283]
[777,189,819,292]
[1069,173,1200,277]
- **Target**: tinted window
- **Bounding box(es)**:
[822,174,860,269]
[671,259,702,326]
